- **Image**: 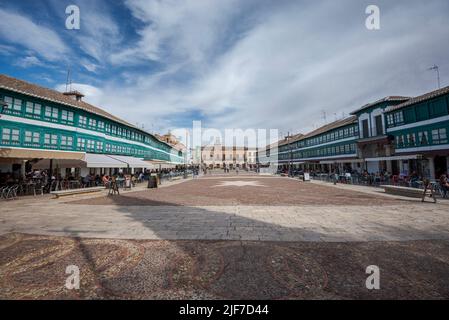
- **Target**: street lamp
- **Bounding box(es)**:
[428,65,441,89]
[286,133,293,177]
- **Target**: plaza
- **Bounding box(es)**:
[1,174,449,299]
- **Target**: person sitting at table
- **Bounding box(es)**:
[82,175,91,188]
[439,174,449,197]
[410,171,420,188]
[102,175,110,188]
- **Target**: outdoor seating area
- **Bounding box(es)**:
[0,167,198,201]
[302,171,449,199]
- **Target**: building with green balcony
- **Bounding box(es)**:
[0,74,184,178]
[259,86,449,180]
[349,96,410,174]
[261,116,361,173]
[384,86,449,179]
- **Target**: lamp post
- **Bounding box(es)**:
[286,133,293,177]
[428,65,441,89]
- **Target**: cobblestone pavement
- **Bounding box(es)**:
[1,176,449,241]
[1,233,448,299]
[1,176,449,299]
[69,176,409,206]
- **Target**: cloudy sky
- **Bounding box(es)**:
[0,0,448,139]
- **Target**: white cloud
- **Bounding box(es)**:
[42,1,449,139]
[14,56,44,68]
[0,8,68,62]
[55,83,104,106]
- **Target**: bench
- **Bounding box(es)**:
[380,185,424,198]
[51,187,105,198]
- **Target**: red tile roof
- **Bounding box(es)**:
[386,86,449,112]
[0,74,140,132]
[350,96,410,115]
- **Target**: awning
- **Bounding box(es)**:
[320,159,364,164]
[83,153,127,168]
[32,159,85,170]
[365,155,422,162]
[0,147,85,160]
[107,155,152,168]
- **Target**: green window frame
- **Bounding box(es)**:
[24,130,41,146]
[25,102,42,118]
[431,128,448,145]
[60,135,73,149]
[3,96,22,115]
[61,110,74,124]
[1,127,20,145]
[78,116,87,127]
[418,131,429,145]
[44,133,58,148]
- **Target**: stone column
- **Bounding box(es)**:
[428,156,436,179]
[446,156,449,175]
[386,161,392,173]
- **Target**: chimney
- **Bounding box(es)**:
[63,90,84,102]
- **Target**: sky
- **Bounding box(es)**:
[0,0,448,142]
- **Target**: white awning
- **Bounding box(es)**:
[365,155,422,162]
[83,153,127,168]
[107,155,152,168]
[320,159,364,164]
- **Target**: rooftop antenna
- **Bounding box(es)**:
[428,65,441,89]
[321,110,327,124]
[65,65,71,93]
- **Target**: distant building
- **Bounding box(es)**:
[200,140,257,169]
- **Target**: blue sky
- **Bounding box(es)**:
[1,0,449,139]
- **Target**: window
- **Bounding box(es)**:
[393,111,404,124]
[88,119,97,128]
[61,136,73,147]
[98,121,105,130]
[25,102,41,116]
[105,123,111,133]
[362,119,369,138]
[408,133,416,146]
[396,135,403,147]
[2,97,22,114]
[45,106,58,119]
[418,131,429,145]
[375,115,383,136]
[2,128,19,144]
[13,99,22,111]
[87,140,95,150]
[44,133,58,146]
[432,128,448,145]
[386,114,394,127]
[77,138,86,149]
[79,116,87,127]
[24,131,40,144]
[61,110,74,123]
[96,141,103,151]
[3,96,13,109]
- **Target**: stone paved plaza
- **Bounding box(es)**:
[1,175,449,299]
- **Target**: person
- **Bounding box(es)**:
[439,174,449,197]
[410,171,420,188]
[102,175,110,188]
[82,174,91,188]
